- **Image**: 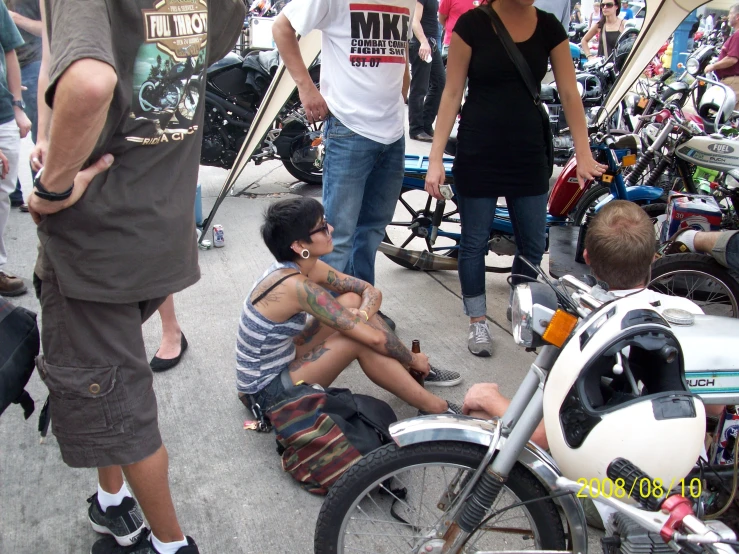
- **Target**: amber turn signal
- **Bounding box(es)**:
[542,310,578,348]
[621,154,636,167]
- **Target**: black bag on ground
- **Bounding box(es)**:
[267,384,397,494]
[0,297,39,419]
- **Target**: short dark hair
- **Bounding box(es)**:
[261,197,325,262]
[585,200,656,290]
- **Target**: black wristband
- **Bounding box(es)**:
[33,168,74,202]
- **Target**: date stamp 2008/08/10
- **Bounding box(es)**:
[576,477,702,500]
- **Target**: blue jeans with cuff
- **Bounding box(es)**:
[320,115,405,285]
[457,192,548,318]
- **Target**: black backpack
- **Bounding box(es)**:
[0,297,39,419]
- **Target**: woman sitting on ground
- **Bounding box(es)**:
[236,197,462,415]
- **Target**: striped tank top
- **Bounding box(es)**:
[235,261,307,395]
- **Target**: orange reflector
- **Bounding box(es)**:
[542,310,578,348]
[622,154,636,167]
[311,136,323,147]
[602,173,613,183]
[637,97,648,109]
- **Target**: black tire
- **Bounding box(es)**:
[314,441,566,554]
[649,253,739,318]
[281,153,323,185]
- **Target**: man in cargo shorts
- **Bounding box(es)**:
[29,1,243,553]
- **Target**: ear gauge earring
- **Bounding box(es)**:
[301,248,310,259]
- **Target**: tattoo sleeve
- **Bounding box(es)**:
[325,270,380,314]
[366,316,413,366]
[296,279,359,331]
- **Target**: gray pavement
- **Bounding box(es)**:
[0,136,593,553]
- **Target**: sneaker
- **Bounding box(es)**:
[18,203,29,213]
[0,270,27,297]
[91,530,199,554]
[88,493,145,547]
[425,366,462,387]
[468,321,493,357]
[377,310,396,331]
[418,401,463,416]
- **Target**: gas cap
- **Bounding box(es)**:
[662,308,695,326]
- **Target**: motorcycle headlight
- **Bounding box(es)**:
[512,284,534,347]
[686,57,700,76]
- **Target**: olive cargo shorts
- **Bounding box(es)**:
[36,272,166,468]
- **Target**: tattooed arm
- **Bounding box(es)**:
[295,277,425,371]
[309,260,382,318]
[293,316,322,346]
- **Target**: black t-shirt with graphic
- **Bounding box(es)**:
[452,7,567,198]
[38,0,244,303]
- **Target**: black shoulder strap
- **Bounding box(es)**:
[479,4,540,105]
[252,272,300,305]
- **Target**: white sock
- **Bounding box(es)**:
[97,482,131,512]
[679,230,698,252]
[151,534,189,554]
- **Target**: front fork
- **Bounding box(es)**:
[440,347,558,553]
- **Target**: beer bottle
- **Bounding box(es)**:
[410,340,425,387]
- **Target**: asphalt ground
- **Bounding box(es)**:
[0,133,602,553]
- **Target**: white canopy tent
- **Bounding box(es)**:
[602,0,735,119]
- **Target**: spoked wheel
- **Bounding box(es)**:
[649,253,739,318]
[314,442,566,554]
[382,187,513,273]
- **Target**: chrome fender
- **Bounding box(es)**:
[390,415,589,554]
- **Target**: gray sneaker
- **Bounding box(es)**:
[425,366,462,387]
[88,493,145,547]
[468,321,493,357]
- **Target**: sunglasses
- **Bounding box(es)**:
[309,217,331,237]
[602,2,615,7]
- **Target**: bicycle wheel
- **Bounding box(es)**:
[649,253,739,318]
[314,442,566,554]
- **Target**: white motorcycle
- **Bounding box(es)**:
[314,261,739,554]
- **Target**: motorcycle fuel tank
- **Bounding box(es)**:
[671,315,739,405]
[676,136,739,172]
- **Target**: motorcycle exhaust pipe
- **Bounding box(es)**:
[377,242,459,271]
[205,92,254,128]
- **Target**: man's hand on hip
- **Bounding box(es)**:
[28,154,114,224]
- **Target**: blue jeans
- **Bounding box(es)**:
[9,60,41,205]
[457,192,548,318]
[321,116,405,285]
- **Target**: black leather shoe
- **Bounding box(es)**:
[377,310,396,331]
[150,334,188,372]
[410,132,434,143]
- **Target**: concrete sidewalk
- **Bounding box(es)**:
[0,139,583,553]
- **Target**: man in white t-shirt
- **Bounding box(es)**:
[273,0,415,330]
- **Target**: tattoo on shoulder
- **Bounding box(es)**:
[250,271,296,306]
[296,279,358,331]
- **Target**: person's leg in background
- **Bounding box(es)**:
[422,42,446,137]
[149,294,188,372]
[0,120,25,296]
[9,60,40,211]
[457,194,498,357]
[320,116,382,275]
[349,136,405,286]
[408,39,433,141]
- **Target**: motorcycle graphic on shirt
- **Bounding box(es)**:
[128,0,209,145]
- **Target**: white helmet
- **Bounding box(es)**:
[543,295,705,491]
[698,83,737,133]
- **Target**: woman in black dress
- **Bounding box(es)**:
[425,0,606,357]
[581,0,625,59]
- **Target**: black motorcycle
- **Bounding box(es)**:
[201,49,323,184]
[139,56,201,125]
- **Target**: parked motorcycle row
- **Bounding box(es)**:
[195,6,739,552]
